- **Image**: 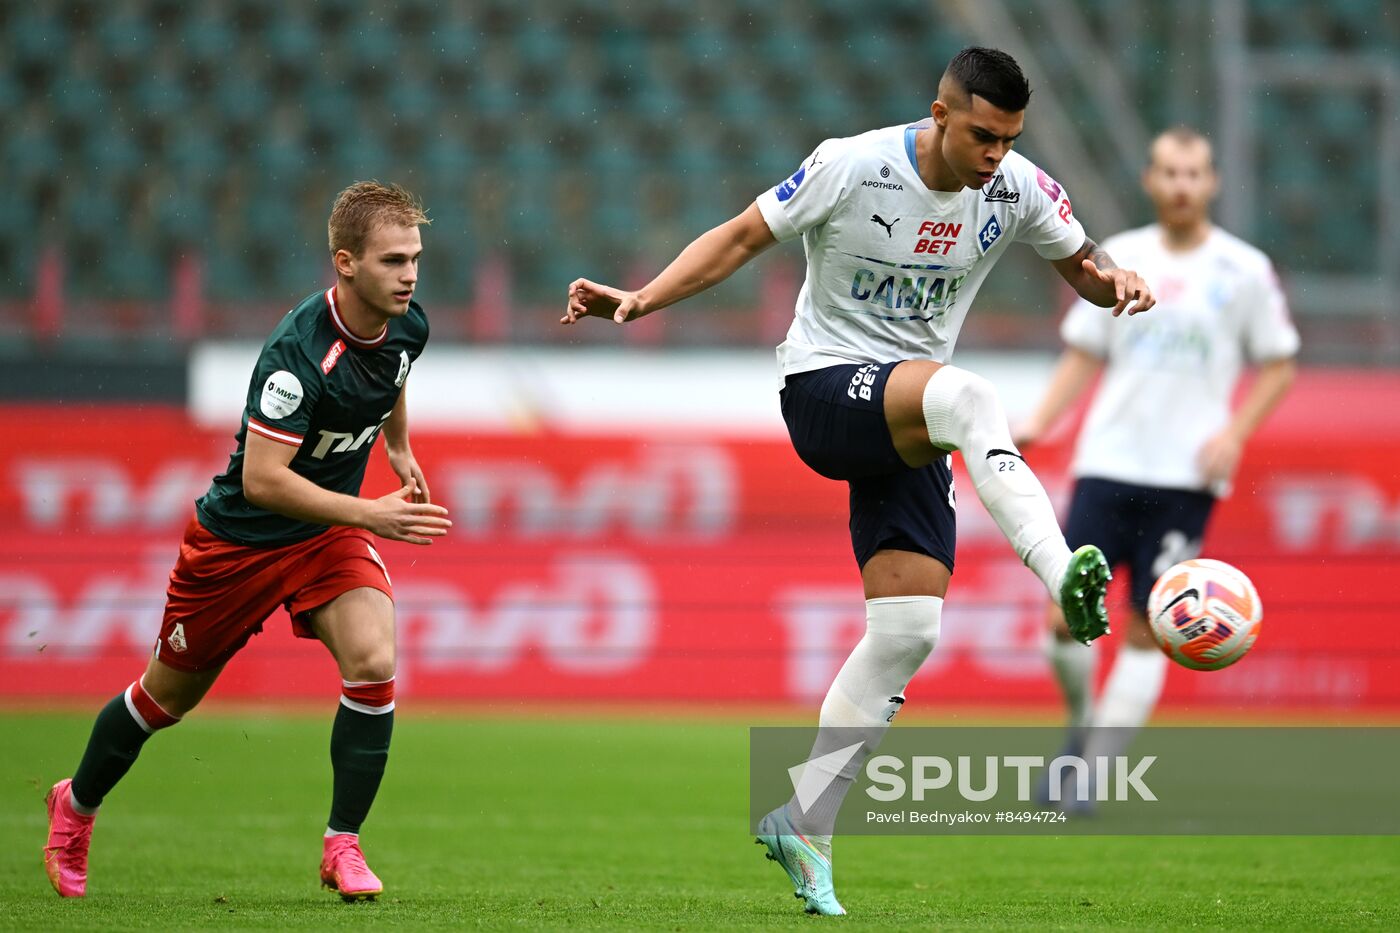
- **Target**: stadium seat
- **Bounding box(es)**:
[8,8,69,69]
[5,0,1390,340]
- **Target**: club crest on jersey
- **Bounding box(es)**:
[394,350,410,387]
[978,215,1004,253]
[775,164,806,202]
[168,623,188,653]
[321,339,346,375]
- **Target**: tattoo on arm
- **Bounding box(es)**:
[1084,239,1117,271]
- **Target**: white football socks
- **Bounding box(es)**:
[1046,632,1097,733]
[922,366,1071,601]
[1081,644,1168,769]
[787,596,943,841]
[1092,644,1168,729]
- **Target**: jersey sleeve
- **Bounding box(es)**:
[755,140,851,242]
[1059,295,1111,357]
[1241,258,1300,363]
[243,335,323,448]
[1013,163,1087,261]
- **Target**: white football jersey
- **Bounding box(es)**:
[1060,224,1300,494]
[756,119,1086,382]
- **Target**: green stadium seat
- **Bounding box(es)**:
[154,190,213,247]
[385,77,438,135]
[95,9,156,67]
[211,78,273,131]
[431,15,482,63]
[4,118,61,188]
[63,182,123,240]
[79,123,144,183]
[9,9,69,68]
[44,71,108,125]
[266,12,320,66]
[165,123,229,180]
[3,0,1386,338]
[517,21,570,69]
[254,133,312,190]
[132,71,192,122]
[177,9,234,70]
[332,135,393,179]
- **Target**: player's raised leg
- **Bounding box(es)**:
[45,657,221,897]
[884,360,1111,642]
[306,585,397,902]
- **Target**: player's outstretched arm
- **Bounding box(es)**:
[562,203,777,325]
[1051,238,1155,316]
[243,432,450,545]
[1014,347,1104,448]
[382,381,430,504]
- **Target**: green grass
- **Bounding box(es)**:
[3,711,1397,930]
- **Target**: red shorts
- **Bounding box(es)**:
[155,517,394,672]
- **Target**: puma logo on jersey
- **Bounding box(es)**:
[870,214,899,238]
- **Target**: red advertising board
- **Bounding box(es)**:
[2,371,1399,710]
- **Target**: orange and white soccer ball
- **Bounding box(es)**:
[1146,559,1262,671]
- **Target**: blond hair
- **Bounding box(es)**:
[327,181,430,257]
[1150,126,1214,168]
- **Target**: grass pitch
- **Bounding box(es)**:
[3,710,1397,930]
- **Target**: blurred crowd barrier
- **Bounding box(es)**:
[2,368,1397,711]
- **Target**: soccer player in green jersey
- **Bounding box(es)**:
[43,182,451,901]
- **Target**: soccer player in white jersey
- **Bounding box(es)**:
[1018,127,1298,796]
[562,47,1154,915]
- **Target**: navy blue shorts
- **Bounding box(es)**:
[780,362,956,571]
[1063,477,1216,611]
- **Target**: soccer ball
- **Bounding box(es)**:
[1146,559,1262,671]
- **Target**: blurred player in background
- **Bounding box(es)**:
[43,182,450,900]
[1017,127,1298,792]
[563,48,1154,914]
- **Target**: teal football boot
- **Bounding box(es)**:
[756,807,845,916]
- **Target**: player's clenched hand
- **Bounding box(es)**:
[365,481,451,545]
[562,278,645,325]
[1082,259,1155,316]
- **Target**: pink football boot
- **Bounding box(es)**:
[320,834,383,901]
[44,779,94,898]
